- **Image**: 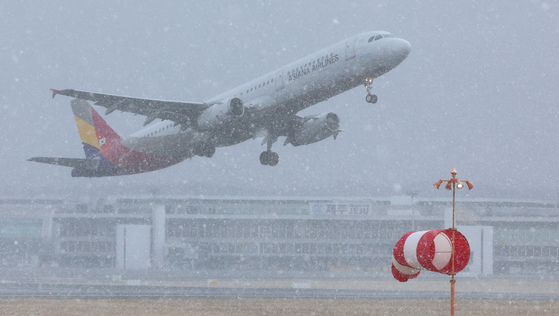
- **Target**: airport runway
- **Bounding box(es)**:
[0,283,557,301]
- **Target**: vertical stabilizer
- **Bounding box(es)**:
[71,99,120,159]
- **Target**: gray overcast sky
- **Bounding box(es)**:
[1,1,558,199]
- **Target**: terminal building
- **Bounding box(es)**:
[1,195,558,276]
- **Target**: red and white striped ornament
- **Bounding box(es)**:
[392,229,470,282]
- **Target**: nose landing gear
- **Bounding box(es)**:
[364,78,378,104]
[366,94,378,104]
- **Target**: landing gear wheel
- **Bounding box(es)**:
[366,94,378,104]
[259,151,269,165]
[269,152,279,166]
[260,151,279,166]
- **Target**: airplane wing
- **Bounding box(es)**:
[51,89,210,126]
[27,157,99,169]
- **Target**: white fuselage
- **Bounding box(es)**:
[124,31,411,161]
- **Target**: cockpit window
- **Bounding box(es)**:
[368,34,383,42]
[368,33,395,43]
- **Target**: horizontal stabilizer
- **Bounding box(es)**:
[27,157,99,169]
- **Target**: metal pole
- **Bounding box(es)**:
[434,169,473,316]
[452,174,456,230]
[450,181,456,316]
[451,275,456,315]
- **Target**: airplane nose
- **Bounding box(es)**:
[395,38,411,61]
[384,38,411,70]
[365,37,411,77]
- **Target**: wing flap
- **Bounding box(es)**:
[51,89,209,124]
[28,157,99,169]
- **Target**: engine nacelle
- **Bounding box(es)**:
[287,112,340,146]
[197,97,245,131]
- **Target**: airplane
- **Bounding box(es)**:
[29,31,411,177]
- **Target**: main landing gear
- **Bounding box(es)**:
[260,137,279,166]
[364,78,378,104]
[260,150,279,166]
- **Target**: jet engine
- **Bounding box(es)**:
[197,97,245,131]
[286,112,340,146]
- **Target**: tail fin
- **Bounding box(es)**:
[71,99,121,159]
[28,98,125,177]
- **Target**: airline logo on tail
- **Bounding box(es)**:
[72,99,102,158]
[71,99,121,159]
[27,99,126,177]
